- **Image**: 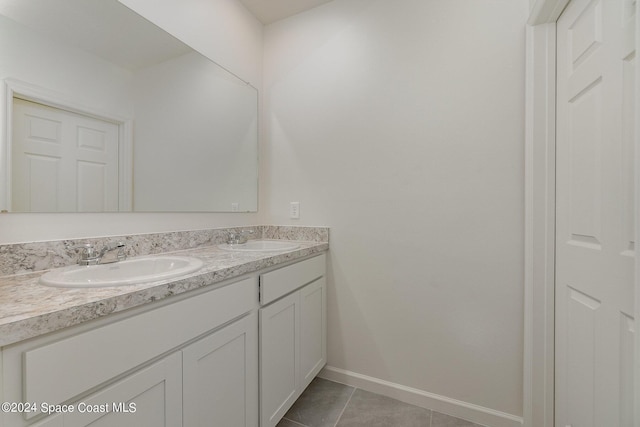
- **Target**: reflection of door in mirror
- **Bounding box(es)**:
[12,98,120,212]
[0,0,258,213]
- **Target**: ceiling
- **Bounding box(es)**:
[238,0,334,24]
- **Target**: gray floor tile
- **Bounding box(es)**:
[277,418,307,427]
[336,389,431,427]
[430,411,483,427]
[282,377,355,427]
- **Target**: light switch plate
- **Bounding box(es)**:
[290,202,300,219]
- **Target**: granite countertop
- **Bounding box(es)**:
[0,241,328,348]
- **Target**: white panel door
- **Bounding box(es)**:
[11,98,119,212]
[556,0,636,425]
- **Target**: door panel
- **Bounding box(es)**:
[11,98,120,212]
[556,0,635,425]
[565,286,599,426]
[567,75,603,249]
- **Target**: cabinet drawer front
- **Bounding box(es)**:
[260,254,325,305]
[22,277,256,416]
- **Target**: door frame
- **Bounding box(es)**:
[0,78,133,211]
[524,1,640,426]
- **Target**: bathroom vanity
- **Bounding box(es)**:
[0,228,328,427]
[259,254,326,427]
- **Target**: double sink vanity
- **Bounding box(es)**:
[0,226,328,427]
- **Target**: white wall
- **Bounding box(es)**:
[119,0,263,85]
[133,52,258,212]
[263,0,526,420]
[0,0,263,244]
[0,16,133,118]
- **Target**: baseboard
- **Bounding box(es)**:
[318,366,524,427]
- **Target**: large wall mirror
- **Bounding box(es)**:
[0,0,258,212]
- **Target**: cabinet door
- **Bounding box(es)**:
[259,292,300,427]
[300,277,326,389]
[183,313,258,427]
[64,352,182,427]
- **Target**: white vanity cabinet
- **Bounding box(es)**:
[259,254,327,427]
[0,250,328,427]
[1,276,258,427]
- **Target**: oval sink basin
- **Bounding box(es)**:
[40,256,204,288]
[218,240,300,252]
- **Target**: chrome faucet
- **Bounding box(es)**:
[227,229,255,245]
[75,242,126,265]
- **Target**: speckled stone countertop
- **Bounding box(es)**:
[0,226,328,348]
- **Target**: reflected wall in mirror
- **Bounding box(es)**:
[0,0,258,212]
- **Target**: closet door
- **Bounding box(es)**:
[555,0,636,425]
[12,98,120,212]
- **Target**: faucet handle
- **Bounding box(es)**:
[73,243,99,265]
[73,243,95,253]
[227,232,240,245]
[99,241,127,263]
[115,242,127,261]
[227,229,256,245]
[104,241,125,251]
[240,229,255,240]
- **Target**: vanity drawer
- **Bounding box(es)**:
[260,254,325,305]
[14,277,256,419]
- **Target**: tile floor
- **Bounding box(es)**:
[276,377,486,427]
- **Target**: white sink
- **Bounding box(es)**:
[40,256,204,288]
[218,240,300,252]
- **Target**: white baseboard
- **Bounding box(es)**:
[318,366,523,427]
